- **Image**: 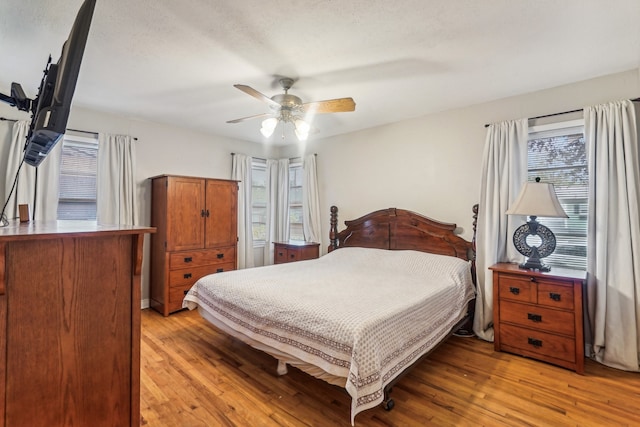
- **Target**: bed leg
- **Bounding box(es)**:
[382,387,395,411]
[276,360,288,376]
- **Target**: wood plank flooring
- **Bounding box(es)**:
[140,309,640,426]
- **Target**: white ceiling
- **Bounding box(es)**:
[1,0,639,144]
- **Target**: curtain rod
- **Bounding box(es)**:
[231,152,316,161]
[0,119,138,140]
[484,97,640,128]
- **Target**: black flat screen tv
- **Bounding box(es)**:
[22,0,96,167]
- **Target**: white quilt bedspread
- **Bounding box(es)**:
[183,247,475,424]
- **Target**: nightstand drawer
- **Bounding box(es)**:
[500,300,575,336]
[498,275,535,303]
[537,282,574,310]
[500,323,576,363]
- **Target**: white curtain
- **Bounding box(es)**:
[474,119,528,340]
[231,153,255,269]
[264,158,289,264]
[585,100,640,371]
[302,154,322,243]
[96,133,137,225]
[3,120,60,222]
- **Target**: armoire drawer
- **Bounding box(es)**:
[168,263,235,287]
[169,246,236,270]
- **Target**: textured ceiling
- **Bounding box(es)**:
[1,0,639,144]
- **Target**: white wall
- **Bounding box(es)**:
[282,68,640,251]
[2,67,639,305]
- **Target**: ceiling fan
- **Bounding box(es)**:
[226,77,356,140]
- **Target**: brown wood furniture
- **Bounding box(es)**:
[273,240,320,264]
[150,175,238,316]
[490,262,585,373]
[330,205,478,409]
[0,221,154,427]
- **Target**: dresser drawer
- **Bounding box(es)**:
[537,281,574,310]
[169,246,236,270]
[169,284,194,304]
[498,275,536,303]
[168,263,235,287]
[500,323,576,364]
[499,300,575,336]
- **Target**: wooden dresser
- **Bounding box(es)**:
[274,241,320,264]
[0,221,154,427]
[150,175,238,316]
[491,263,585,373]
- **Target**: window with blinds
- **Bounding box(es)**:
[251,159,267,243]
[288,161,304,241]
[528,119,587,271]
[57,134,98,220]
[249,159,306,245]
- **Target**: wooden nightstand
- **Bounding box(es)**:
[490,263,585,374]
[274,241,320,264]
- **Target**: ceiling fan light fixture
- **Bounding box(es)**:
[294,118,310,141]
[260,117,278,137]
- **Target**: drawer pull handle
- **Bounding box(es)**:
[184,257,193,263]
[549,293,561,301]
[201,209,206,217]
[527,337,543,348]
[509,287,520,295]
[527,313,542,322]
[290,254,295,258]
[530,277,537,283]
[183,273,192,279]
[217,253,224,259]
[216,268,224,273]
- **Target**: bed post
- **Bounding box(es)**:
[329,205,338,252]
[454,203,479,337]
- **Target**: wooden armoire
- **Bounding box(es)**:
[149,175,238,316]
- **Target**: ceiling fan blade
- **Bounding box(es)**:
[226,112,274,124]
[302,97,356,114]
[234,84,281,109]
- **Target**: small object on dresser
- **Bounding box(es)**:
[18,204,30,222]
[490,262,585,374]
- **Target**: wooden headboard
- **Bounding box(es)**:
[328,205,478,263]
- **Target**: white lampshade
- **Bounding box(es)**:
[506,181,568,218]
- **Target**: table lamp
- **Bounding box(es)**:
[505,177,568,271]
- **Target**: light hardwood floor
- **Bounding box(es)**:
[140,309,640,427]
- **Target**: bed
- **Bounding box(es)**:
[183,205,478,424]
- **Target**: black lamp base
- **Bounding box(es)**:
[512,217,556,272]
[519,257,551,272]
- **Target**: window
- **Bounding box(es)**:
[57,133,98,220]
[288,161,304,241]
[249,158,306,245]
[251,159,267,244]
[528,120,587,271]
